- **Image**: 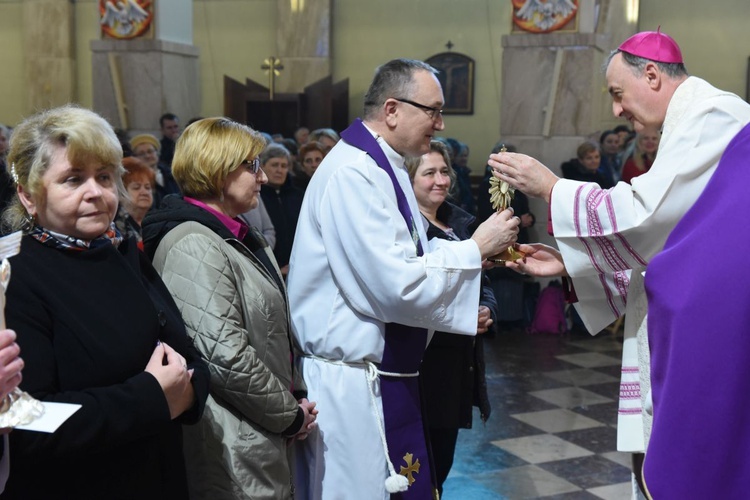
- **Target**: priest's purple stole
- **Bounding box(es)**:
[340,119,435,499]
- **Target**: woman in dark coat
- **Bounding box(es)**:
[259,143,304,277]
[560,141,615,189]
[0,105,209,499]
[406,140,498,496]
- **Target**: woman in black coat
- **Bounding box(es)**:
[258,143,304,278]
[0,105,209,499]
[406,140,498,496]
[560,141,615,189]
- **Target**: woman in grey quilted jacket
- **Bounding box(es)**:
[142,117,318,500]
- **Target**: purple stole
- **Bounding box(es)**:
[340,119,435,499]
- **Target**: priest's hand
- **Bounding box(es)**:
[505,243,568,277]
[477,306,493,334]
[471,208,519,260]
[488,152,559,203]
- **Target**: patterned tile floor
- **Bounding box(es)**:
[442,328,632,499]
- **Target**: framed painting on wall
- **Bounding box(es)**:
[100,0,154,39]
[425,52,475,115]
[511,0,579,34]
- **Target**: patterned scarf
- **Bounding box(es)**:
[28,222,123,251]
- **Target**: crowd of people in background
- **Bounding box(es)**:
[560,125,658,188]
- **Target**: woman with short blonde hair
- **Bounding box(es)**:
[172,117,265,199]
[142,117,317,499]
[3,106,125,232]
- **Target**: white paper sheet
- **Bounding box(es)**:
[14,402,81,433]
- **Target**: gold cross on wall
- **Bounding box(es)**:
[261,56,284,100]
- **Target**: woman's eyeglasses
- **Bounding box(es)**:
[241,158,261,174]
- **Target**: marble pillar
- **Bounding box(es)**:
[23,0,76,111]
[91,39,200,135]
[274,0,332,94]
[498,0,638,246]
[91,1,200,136]
[499,0,638,176]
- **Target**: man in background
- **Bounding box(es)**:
[159,112,180,166]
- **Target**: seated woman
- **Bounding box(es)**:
[405,140,498,496]
[621,127,660,184]
[561,141,615,189]
[141,117,317,499]
[2,105,209,498]
[115,156,155,248]
[259,143,305,277]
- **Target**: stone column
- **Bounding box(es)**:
[498,0,638,246]
[91,0,200,135]
[23,0,75,111]
[500,0,638,168]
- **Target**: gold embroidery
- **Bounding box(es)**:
[399,452,421,486]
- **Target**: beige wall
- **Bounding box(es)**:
[193,0,275,119]
[640,1,750,100]
[74,0,100,112]
[1,0,749,172]
[0,1,26,125]
[332,0,511,171]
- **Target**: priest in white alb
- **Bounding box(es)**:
[287,59,520,500]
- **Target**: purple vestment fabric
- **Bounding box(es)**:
[340,120,435,499]
[644,122,750,498]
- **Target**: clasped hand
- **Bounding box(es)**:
[145,341,195,420]
[292,398,318,442]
